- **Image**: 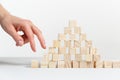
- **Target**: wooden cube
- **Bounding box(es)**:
[64,54,71,61]
[70,34,76,40]
[95,61,103,68]
[58,47,66,54]
[52,54,59,61]
[85,40,92,47]
[53,40,60,47]
[49,61,57,68]
[80,33,86,41]
[64,27,72,34]
[113,61,120,68]
[93,54,101,62]
[74,40,81,47]
[74,27,81,34]
[72,60,79,68]
[31,60,39,68]
[86,54,93,62]
[104,61,113,68]
[65,61,72,68]
[70,47,76,54]
[80,47,87,54]
[64,40,71,47]
[58,54,64,61]
[58,61,65,68]
[80,61,88,68]
[49,47,55,54]
[87,62,94,68]
[69,20,77,27]
[58,34,66,40]
[75,54,81,61]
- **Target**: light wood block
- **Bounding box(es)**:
[65,40,71,47]
[80,47,87,54]
[69,20,77,27]
[49,47,55,54]
[74,27,81,34]
[49,61,57,68]
[65,61,71,68]
[72,60,79,68]
[113,61,120,68]
[40,55,49,68]
[58,34,66,40]
[70,47,76,54]
[80,33,86,41]
[80,61,87,68]
[58,47,66,54]
[93,54,100,62]
[95,61,103,68]
[31,60,39,68]
[52,54,59,61]
[85,40,92,47]
[75,54,81,61]
[70,34,76,40]
[58,61,65,68]
[74,40,81,47]
[58,54,64,61]
[104,61,113,68]
[64,27,72,34]
[87,62,94,68]
[53,40,60,47]
[86,54,93,62]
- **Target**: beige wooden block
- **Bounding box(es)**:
[40,55,49,68]
[52,54,59,61]
[92,48,97,54]
[53,40,60,47]
[113,61,120,68]
[74,40,81,47]
[64,40,71,47]
[64,54,71,61]
[65,61,72,68]
[93,54,101,62]
[74,27,81,34]
[72,60,79,68]
[49,47,55,54]
[31,60,39,68]
[58,34,66,40]
[80,47,87,54]
[86,54,93,62]
[75,54,81,61]
[80,33,86,41]
[95,61,103,68]
[58,61,65,68]
[64,27,72,34]
[70,34,76,40]
[85,40,92,47]
[104,61,113,68]
[49,61,57,68]
[58,54,64,61]
[87,62,94,68]
[70,47,76,54]
[69,20,77,27]
[58,47,66,54]
[80,61,88,68]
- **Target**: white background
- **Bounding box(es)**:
[0,0,120,60]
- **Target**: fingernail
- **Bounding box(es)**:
[17,40,23,46]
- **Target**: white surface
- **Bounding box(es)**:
[0,65,120,80]
[0,0,120,60]
[0,57,119,80]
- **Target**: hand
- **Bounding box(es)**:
[0,14,46,52]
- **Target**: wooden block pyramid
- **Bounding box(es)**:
[31,20,120,68]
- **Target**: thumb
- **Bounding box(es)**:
[8,25,24,46]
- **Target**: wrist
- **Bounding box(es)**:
[0,4,10,24]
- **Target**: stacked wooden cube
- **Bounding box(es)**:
[31,20,120,68]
